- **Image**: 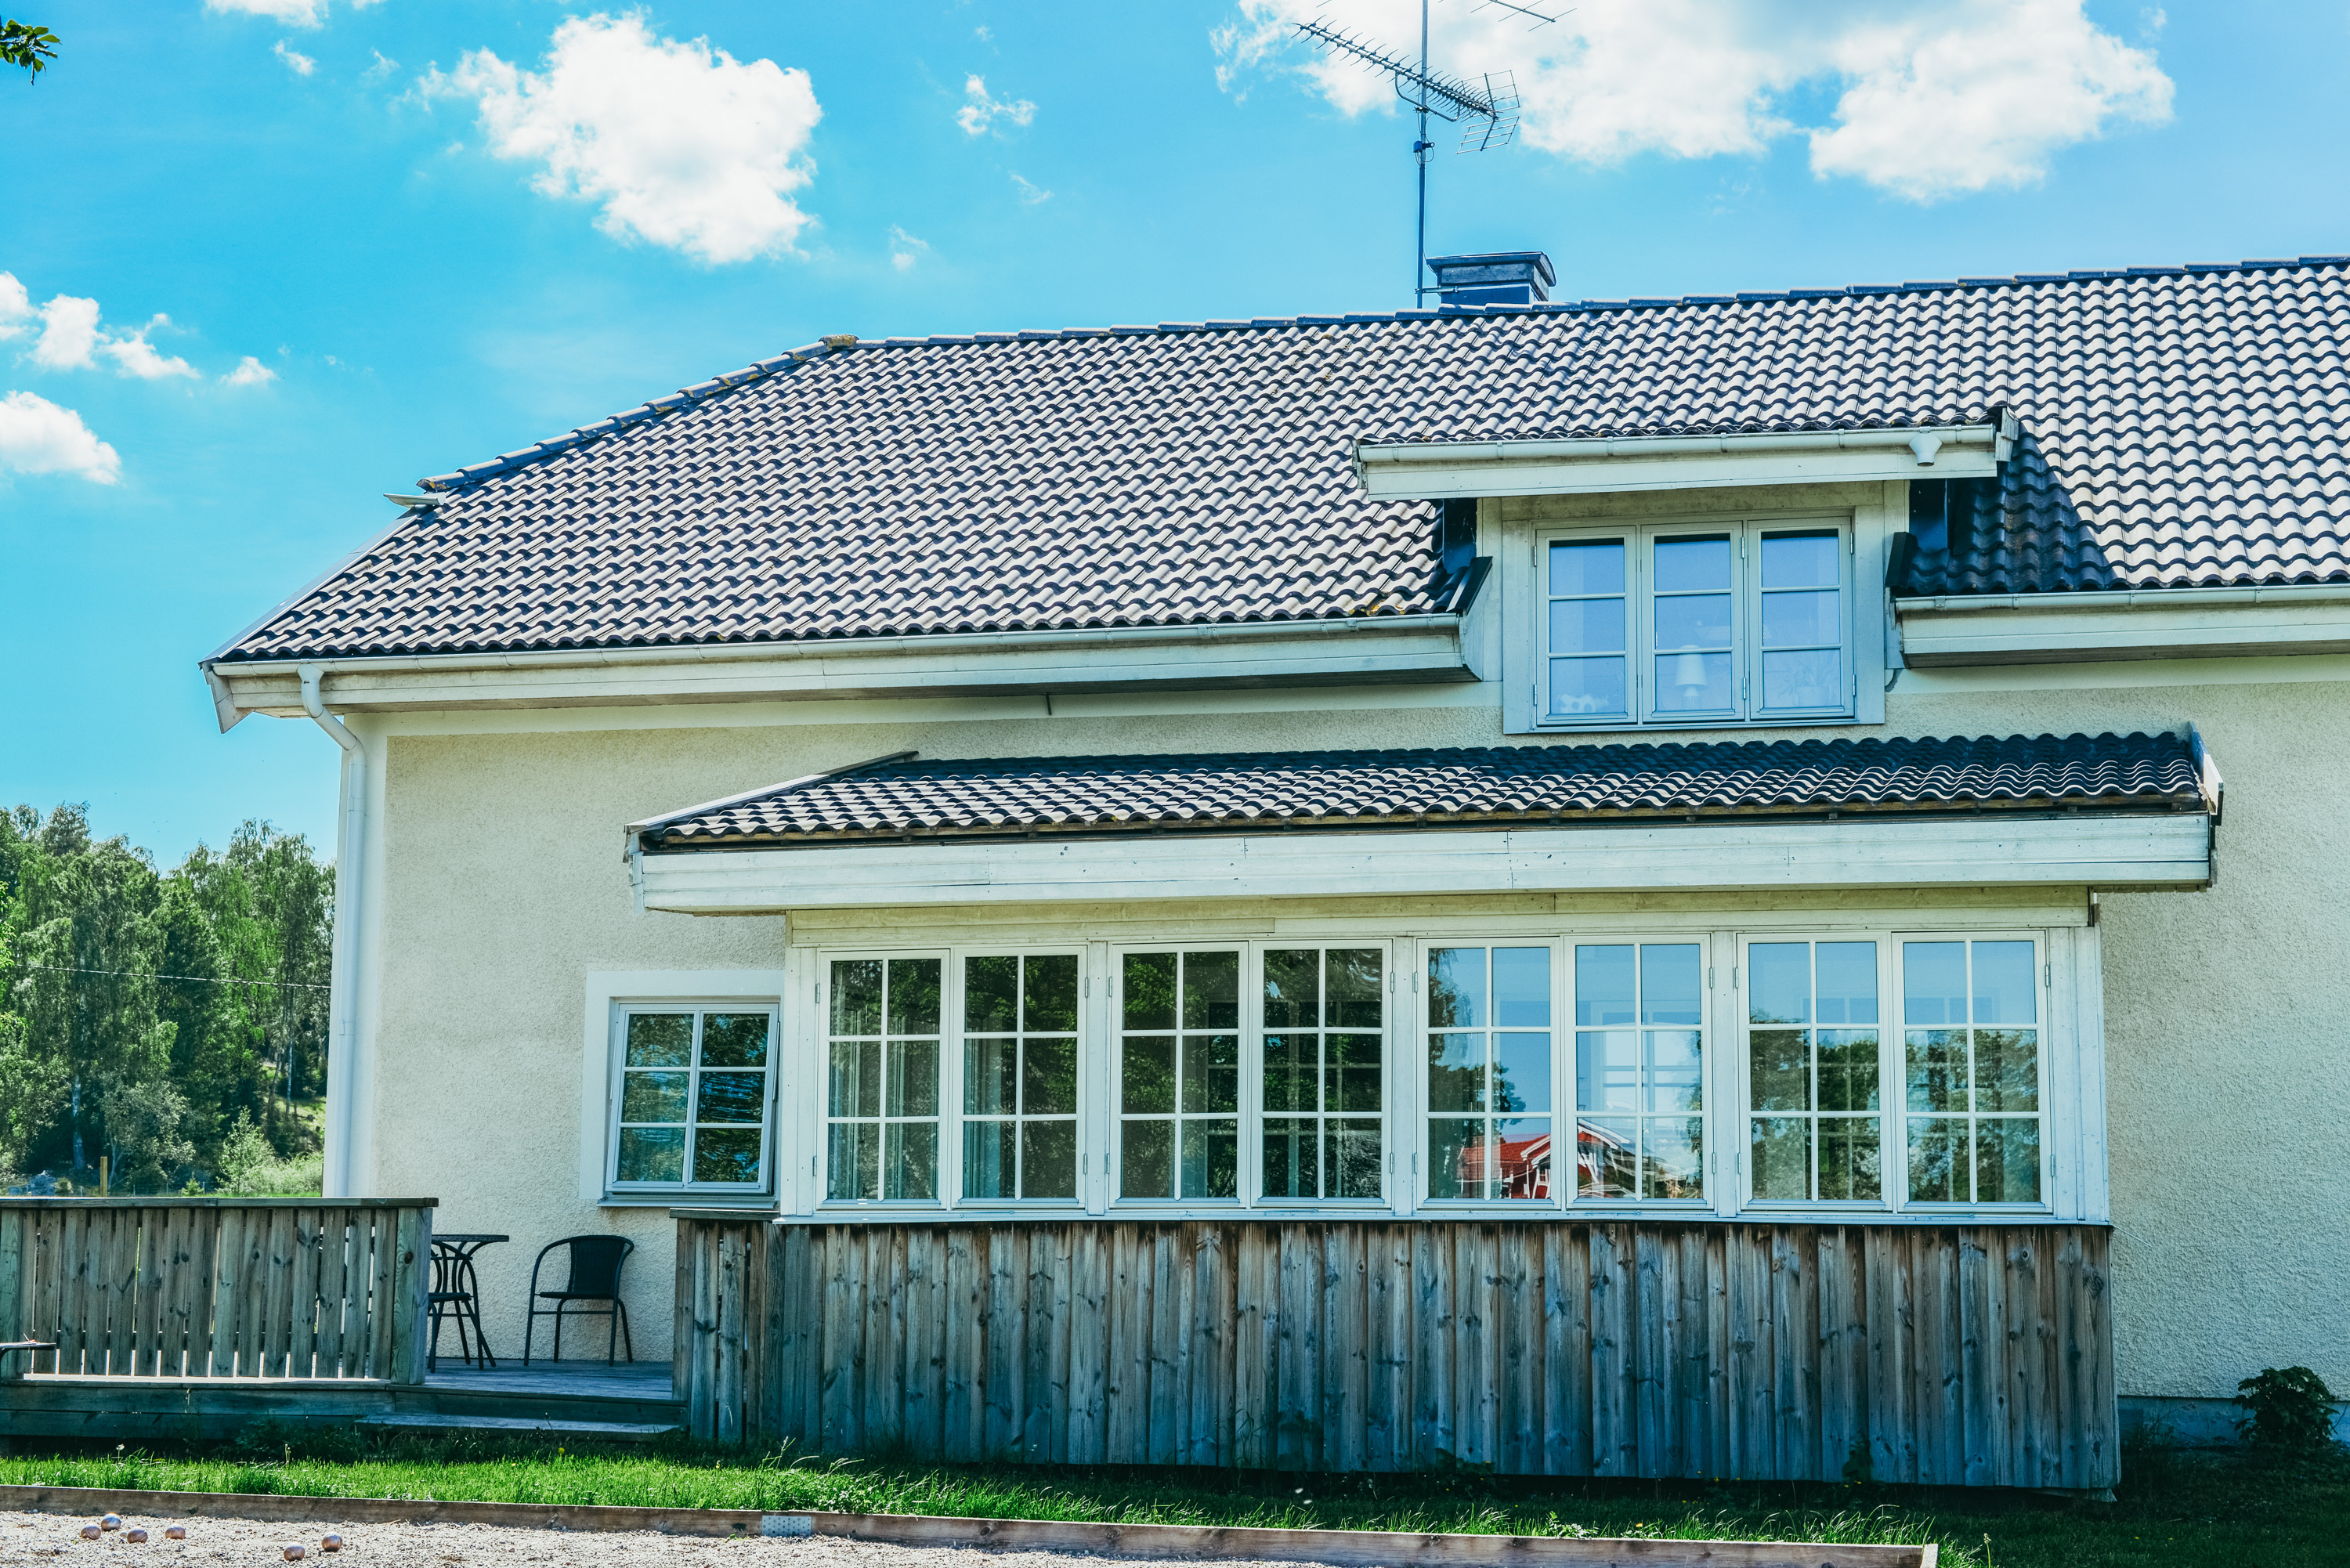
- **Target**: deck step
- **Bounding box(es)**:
[359,1412,681,1439]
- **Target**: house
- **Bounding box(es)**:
[200,251,2350,1481]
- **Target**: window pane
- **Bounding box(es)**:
[1905,1030,1969,1112]
[625,1013,692,1068]
[1903,942,1967,1025]
[1264,1033,1316,1114]
[1642,1117,1703,1200]
[1750,1029,1810,1112]
[1183,952,1241,1030]
[1550,597,1625,655]
[1024,955,1080,1032]
[1332,1122,1383,1200]
[1180,1119,1238,1199]
[1820,1118,1882,1201]
[1973,1029,2038,1112]
[1494,1031,1552,1113]
[964,954,1019,1033]
[1976,1118,2041,1203]
[884,1121,938,1201]
[1427,1032,1485,1112]
[616,1126,685,1183]
[1576,1029,1638,1113]
[1184,1034,1240,1114]
[1025,1035,1079,1116]
[1816,942,1878,1024]
[1751,1117,1810,1200]
[1429,948,1484,1027]
[1121,1120,1173,1198]
[1122,1035,1176,1114]
[1654,651,1734,712]
[700,1013,770,1068]
[1262,950,1320,1028]
[965,1036,1016,1115]
[1641,945,1702,1024]
[1324,952,1383,1028]
[696,1071,766,1125]
[1493,1117,1553,1200]
[830,1039,880,1118]
[886,1039,938,1117]
[1577,1118,1636,1198]
[1427,1118,1484,1200]
[828,1122,878,1201]
[1644,1030,1702,1112]
[1549,539,1624,595]
[1761,532,1838,588]
[1495,947,1551,1026]
[1124,952,1178,1030]
[1261,1118,1317,1199]
[1549,656,1629,717]
[830,960,883,1037]
[1749,944,1810,1026]
[693,1125,762,1184]
[1817,1030,1881,1111]
[1907,1118,1965,1203]
[888,959,942,1035]
[1655,593,1733,650]
[1021,1120,1078,1201]
[1654,536,1730,592]
[621,1071,690,1124]
[1329,1032,1383,1113]
[1762,650,1843,710]
[1972,942,2038,1024]
[1762,590,1841,647]
[1576,945,1635,1026]
[963,1119,1015,1200]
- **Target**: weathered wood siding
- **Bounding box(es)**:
[676,1216,2115,1489]
[0,1199,434,1384]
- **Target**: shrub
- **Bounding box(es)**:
[2234,1366,2342,1454]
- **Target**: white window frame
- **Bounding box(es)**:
[1888,930,2053,1214]
[815,947,952,1209]
[1414,936,1568,1212]
[1733,933,1900,1215]
[1561,934,1716,1212]
[1250,941,1399,1212]
[580,970,787,1209]
[1108,943,1249,1209]
[950,945,1091,1212]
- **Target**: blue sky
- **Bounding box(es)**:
[2,0,2345,865]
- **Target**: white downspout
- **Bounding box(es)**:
[300,663,365,1199]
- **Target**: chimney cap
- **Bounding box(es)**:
[1426,251,1556,306]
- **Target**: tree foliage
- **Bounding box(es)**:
[0,804,332,1192]
[0,19,58,81]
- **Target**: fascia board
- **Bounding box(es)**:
[635,814,2211,915]
[1896,587,2350,666]
[1354,425,2001,500]
[207,616,1472,719]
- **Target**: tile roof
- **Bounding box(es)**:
[218,258,2350,663]
[634,732,2203,850]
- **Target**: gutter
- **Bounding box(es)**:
[299,664,366,1199]
[1895,583,2350,614]
[1355,419,2016,481]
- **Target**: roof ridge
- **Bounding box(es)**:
[413,255,2350,497]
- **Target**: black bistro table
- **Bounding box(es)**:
[427,1233,508,1371]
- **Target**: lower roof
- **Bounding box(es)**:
[633,732,2205,851]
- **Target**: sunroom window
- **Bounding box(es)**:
[1540,520,1853,726]
[825,956,942,1201]
[1117,950,1240,1201]
[1572,944,1705,1201]
[961,954,1081,1203]
[611,1006,776,1193]
[1261,948,1385,1202]
[1426,945,1553,1201]
[1900,940,2042,1204]
[1747,941,1882,1202]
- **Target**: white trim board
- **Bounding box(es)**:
[632,815,2211,916]
[1896,586,2350,667]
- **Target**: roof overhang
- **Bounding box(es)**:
[631,812,2211,916]
[1896,583,2350,666]
[1353,419,2014,500]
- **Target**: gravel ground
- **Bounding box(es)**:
[0,1512,1329,1568]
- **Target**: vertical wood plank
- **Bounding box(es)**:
[898,1227,939,1460]
[1589,1223,1632,1476]
[1369,1224,1411,1473]
[1959,1227,2000,1487]
[1495,1224,1535,1476]
[27,1209,60,1374]
[1331,1223,1369,1476]
[1184,1223,1227,1467]
[1633,1226,1668,1479]
[1274,1223,1313,1469]
[1065,1224,1106,1465]
[1047,1226,1075,1465]
[206,1208,244,1378]
[939,1227,979,1462]
[1452,1225,1492,1469]
[1540,1224,1588,1476]
[983,1225,1024,1461]
[1409,1221,1448,1469]
[1025,1226,1061,1464]
[1149,1226,1185,1465]
[0,1211,23,1384]
[1770,1227,1811,1480]
[1231,1222,1271,1468]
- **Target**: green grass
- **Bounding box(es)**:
[0,1431,2341,1568]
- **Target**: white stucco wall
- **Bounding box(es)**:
[349,659,2349,1396]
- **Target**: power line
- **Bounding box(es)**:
[13,964,330,992]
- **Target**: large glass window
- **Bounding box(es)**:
[1426,946,1553,1201]
[1902,940,2041,1205]
[826,956,942,1201]
[1748,941,1882,1202]
[613,1006,775,1190]
[1261,948,1384,1202]
[1119,950,1239,1201]
[1540,520,1851,727]
[1574,944,1705,1201]
[962,954,1080,1202]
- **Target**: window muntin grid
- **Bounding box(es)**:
[1757,531,1845,713]
[1651,535,1736,717]
[826,956,942,1201]
[1747,941,1882,1202]
[1901,940,2042,1205]
[1546,539,1630,720]
[613,1007,775,1190]
[961,953,1081,1202]
[1260,948,1385,1203]
[1573,943,1705,1201]
[1118,950,1240,1201]
[1426,945,1553,1201]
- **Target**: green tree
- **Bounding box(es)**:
[0,19,57,82]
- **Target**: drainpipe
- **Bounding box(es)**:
[299,663,365,1199]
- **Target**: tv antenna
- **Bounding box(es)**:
[1293,1,1566,302]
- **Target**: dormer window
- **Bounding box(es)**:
[1537,517,1856,728]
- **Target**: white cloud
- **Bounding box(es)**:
[222,355,279,386]
[421,13,822,265]
[888,226,930,272]
[0,391,121,484]
[101,316,200,381]
[363,48,398,82]
[0,273,31,339]
[207,0,328,25]
[1010,172,1052,205]
[274,40,317,76]
[1217,0,2172,202]
[955,74,1034,136]
[32,295,100,369]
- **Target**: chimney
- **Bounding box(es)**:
[1426,251,1556,308]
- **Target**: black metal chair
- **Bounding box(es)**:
[522,1235,634,1365]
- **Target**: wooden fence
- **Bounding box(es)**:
[0,1199,435,1384]
[675,1215,2116,1490]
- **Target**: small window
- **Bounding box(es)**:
[1538,520,1853,727]
[962,954,1081,1202]
[1900,940,2041,1205]
[611,1005,776,1193]
[1747,941,1883,1202]
[1426,945,1553,1201]
[1260,948,1385,1203]
[826,956,942,1201]
[1573,944,1705,1201]
[1118,950,1240,1201]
